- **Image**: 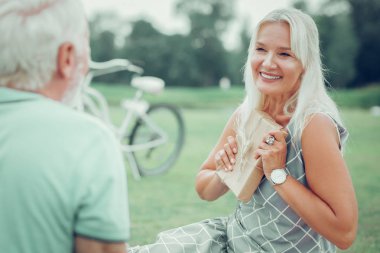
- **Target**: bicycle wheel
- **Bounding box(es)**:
[129,104,185,176]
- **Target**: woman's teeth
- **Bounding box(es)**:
[260,72,281,80]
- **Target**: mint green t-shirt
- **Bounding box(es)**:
[0,88,130,252]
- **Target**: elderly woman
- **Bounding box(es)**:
[129,8,358,253]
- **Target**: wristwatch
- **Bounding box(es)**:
[270,168,288,185]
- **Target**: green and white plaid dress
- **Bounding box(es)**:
[129,116,347,253]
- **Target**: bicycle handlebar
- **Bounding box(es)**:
[89,59,144,77]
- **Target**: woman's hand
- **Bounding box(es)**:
[254,130,287,178]
[197,109,240,201]
[214,136,238,171]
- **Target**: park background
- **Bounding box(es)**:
[83,0,380,252]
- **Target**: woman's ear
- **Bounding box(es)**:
[57,42,75,79]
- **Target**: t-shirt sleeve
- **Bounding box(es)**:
[73,125,130,242]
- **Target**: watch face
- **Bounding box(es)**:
[271,169,287,185]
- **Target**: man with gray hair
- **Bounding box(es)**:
[0,1,130,252]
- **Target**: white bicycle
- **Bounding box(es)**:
[78,59,185,179]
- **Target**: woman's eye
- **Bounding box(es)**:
[255,47,265,52]
[279,52,291,57]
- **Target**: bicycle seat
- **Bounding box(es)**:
[131,76,165,94]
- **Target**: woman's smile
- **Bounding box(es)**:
[259,71,282,81]
[251,22,303,98]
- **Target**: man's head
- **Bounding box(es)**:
[0,0,89,104]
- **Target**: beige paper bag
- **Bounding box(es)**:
[216,110,285,202]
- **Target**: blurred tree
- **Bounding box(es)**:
[120,20,169,81]
[91,30,116,61]
[176,0,234,37]
[89,12,122,61]
[89,12,120,83]
[346,0,380,86]
[315,12,358,88]
[175,0,235,86]
[88,2,239,87]
[88,0,380,88]
[120,20,201,86]
[164,34,203,86]
[294,0,380,88]
[227,20,251,85]
[292,0,358,89]
[292,0,309,11]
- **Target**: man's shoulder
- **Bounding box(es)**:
[18,97,116,145]
[41,99,110,132]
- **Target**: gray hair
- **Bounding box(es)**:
[0,0,88,90]
[239,8,343,140]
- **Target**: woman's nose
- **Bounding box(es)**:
[262,53,276,69]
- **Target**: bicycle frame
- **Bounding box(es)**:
[79,59,168,180]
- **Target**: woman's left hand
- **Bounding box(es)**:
[254,130,288,179]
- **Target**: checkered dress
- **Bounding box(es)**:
[129,116,348,253]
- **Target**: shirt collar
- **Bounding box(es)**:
[0,87,43,104]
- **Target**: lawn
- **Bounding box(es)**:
[97,84,380,252]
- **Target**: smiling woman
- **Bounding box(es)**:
[127,8,358,253]
[252,22,304,102]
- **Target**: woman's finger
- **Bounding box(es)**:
[268,129,287,143]
[214,151,223,168]
[262,134,276,146]
[259,137,276,149]
[227,136,238,154]
[215,149,227,170]
[219,149,232,171]
[224,143,235,165]
[254,149,266,159]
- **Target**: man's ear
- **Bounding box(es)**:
[57,42,75,79]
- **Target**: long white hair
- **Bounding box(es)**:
[239,8,343,140]
[0,0,88,90]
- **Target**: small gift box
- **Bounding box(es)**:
[216,110,286,202]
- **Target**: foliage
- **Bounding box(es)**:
[174,0,235,86]
[226,20,251,85]
[119,20,204,86]
[347,0,380,86]
[176,0,234,37]
[89,12,121,61]
[293,0,380,88]
[88,0,239,87]
[121,21,171,80]
[88,0,380,89]
[315,13,358,88]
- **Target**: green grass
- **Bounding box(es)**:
[330,85,380,109]
[93,82,245,109]
[93,82,380,109]
[340,110,380,252]
[97,85,380,252]
[116,107,238,243]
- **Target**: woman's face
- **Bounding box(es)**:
[251,22,303,99]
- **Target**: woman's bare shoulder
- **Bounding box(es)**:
[302,112,340,149]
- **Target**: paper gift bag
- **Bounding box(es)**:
[216,110,285,202]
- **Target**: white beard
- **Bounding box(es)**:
[61,63,86,108]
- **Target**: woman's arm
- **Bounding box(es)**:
[257,113,358,249]
[195,108,239,201]
[75,236,127,253]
